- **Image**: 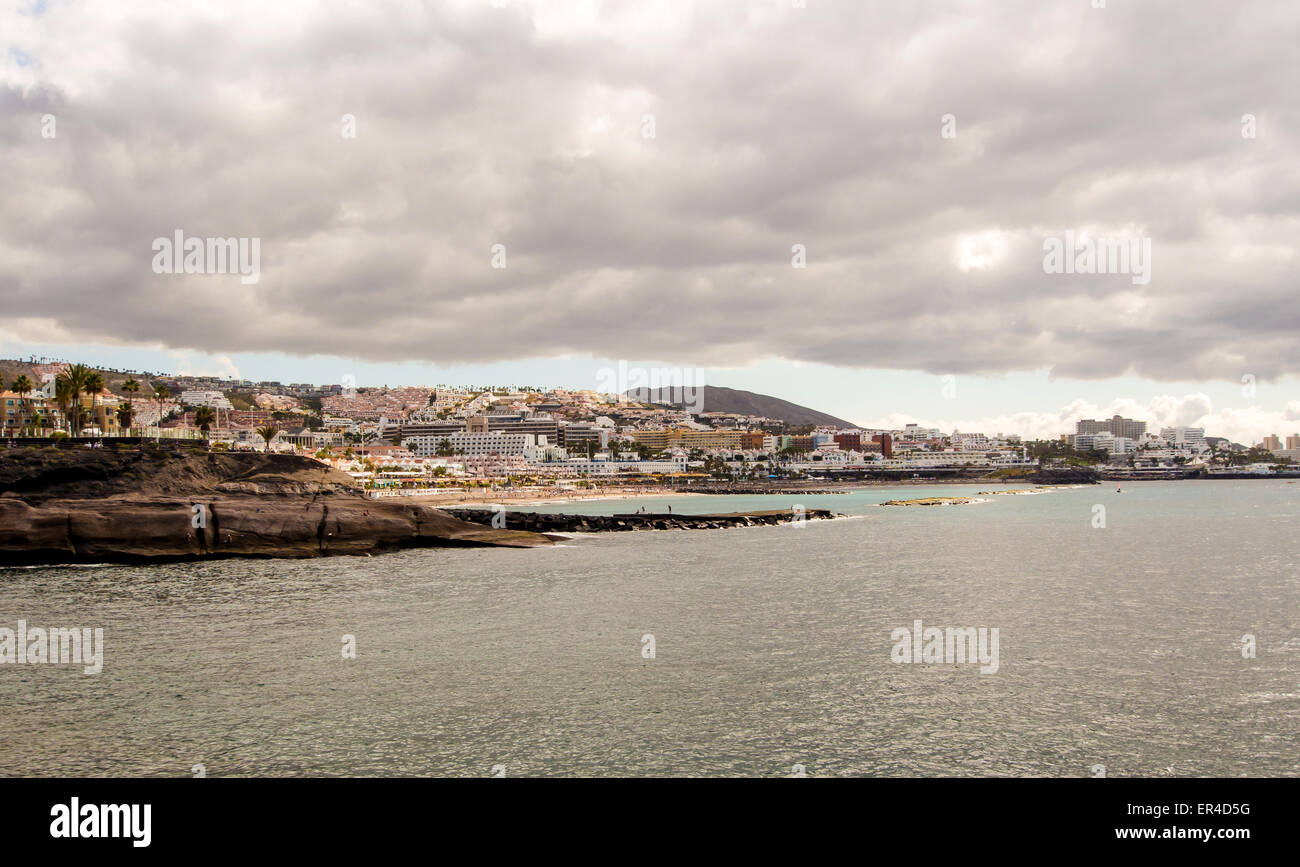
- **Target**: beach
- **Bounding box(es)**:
[365,484,708,508]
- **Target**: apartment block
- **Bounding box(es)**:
[1077,415,1147,440]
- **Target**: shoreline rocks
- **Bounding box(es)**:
[0,492,556,565]
[442,507,840,533]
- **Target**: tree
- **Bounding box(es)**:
[57,363,93,435]
[83,371,104,433]
[152,384,170,442]
[195,406,216,436]
[54,376,73,435]
[120,378,140,440]
[1244,446,1276,464]
[256,425,279,452]
[11,375,33,435]
[116,402,134,434]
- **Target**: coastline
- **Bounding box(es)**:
[380,485,707,508]
[370,475,1080,508]
[0,448,559,565]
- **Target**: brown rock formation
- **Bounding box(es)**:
[0,445,552,564]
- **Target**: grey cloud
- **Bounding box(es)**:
[1,0,1297,380]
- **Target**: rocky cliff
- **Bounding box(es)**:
[0,445,553,564]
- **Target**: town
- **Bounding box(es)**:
[1,359,1296,498]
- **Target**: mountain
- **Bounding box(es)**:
[1206,436,1247,451]
[624,385,858,428]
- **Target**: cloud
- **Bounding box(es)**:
[2,0,1297,381]
[165,351,240,380]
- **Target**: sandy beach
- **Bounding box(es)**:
[365,485,707,508]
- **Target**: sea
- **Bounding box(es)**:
[2,480,1297,777]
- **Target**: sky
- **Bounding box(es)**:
[2,0,1298,444]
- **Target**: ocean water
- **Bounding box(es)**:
[2,480,1298,777]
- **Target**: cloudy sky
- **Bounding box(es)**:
[2,0,1297,442]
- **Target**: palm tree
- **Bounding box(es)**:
[57,364,93,436]
[116,402,134,434]
[195,406,216,437]
[119,378,140,441]
[152,384,170,442]
[256,425,279,453]
[54,375,74,435]
[11,375,33,436]
[83,371,104,435]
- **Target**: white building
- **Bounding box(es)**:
[1075,432,1115,452]
[403,430,540,457]
[1110,437,1138,454]
[179,390,234,410]
[879,452,1035,470]
[537,455,690,476]
[902,423,942,440]
[1160,427,1208,452]
[953,432,992,452]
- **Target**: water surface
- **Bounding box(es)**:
[2,481,1297,777]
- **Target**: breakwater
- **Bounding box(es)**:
[442,507,839,533]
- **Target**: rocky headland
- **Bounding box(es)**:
[0,445,554,565]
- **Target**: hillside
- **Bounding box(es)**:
[0,359,162,397]
[625,385,858,428]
